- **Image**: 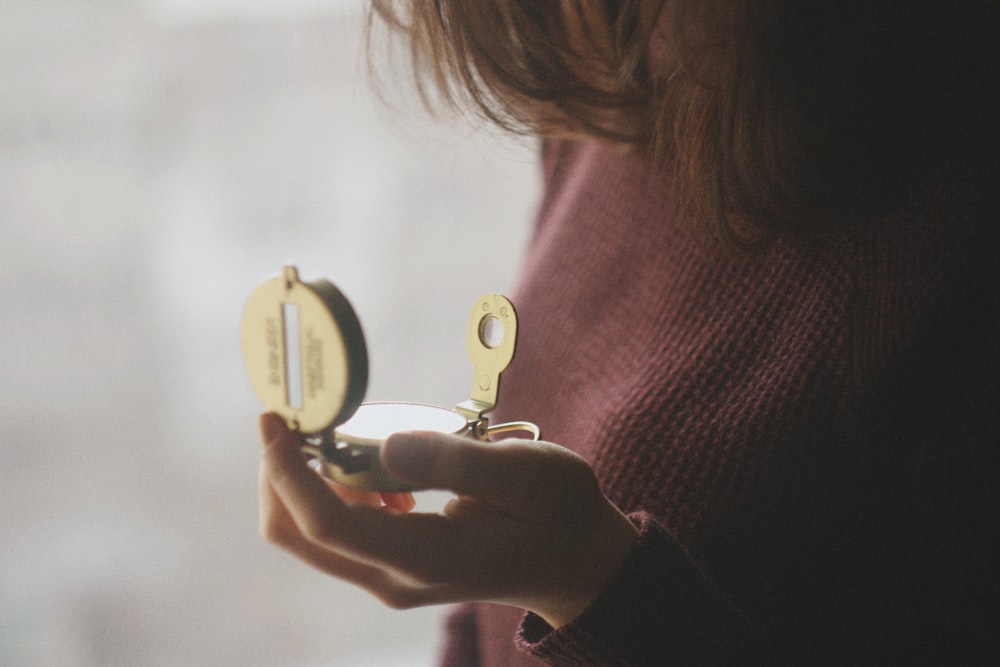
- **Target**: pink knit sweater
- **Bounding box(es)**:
[439,139,1000,665]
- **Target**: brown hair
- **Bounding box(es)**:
[368,1,993,248]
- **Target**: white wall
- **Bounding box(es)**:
[145,0,365,22]
[0,2,538,665]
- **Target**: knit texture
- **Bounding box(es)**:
[438,139,1000,665]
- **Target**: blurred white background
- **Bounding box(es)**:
[0,1,538,665]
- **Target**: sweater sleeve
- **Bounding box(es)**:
[516,512,752,666]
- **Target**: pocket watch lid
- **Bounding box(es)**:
[240,265,367,434]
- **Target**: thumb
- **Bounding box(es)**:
[381,431,575,503]
[259,412,297,450]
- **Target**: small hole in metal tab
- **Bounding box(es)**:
[479,314,504,349]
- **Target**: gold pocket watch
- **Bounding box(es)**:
[240,265,539,492]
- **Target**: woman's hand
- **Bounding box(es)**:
[258,412,638,628]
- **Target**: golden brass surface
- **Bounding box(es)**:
[456,293,517,422]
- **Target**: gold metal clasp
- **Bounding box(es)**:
[456,293,540,442]
[456,294,517,424]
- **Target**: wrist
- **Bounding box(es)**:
[533,498,639,628]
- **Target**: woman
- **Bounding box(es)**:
[258,2,999,664]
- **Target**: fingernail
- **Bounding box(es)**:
[382,432,431,479]
[258,412,287,444]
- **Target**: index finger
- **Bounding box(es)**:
[258,414,460,572]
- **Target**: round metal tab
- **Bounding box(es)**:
[465,294,517,411]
